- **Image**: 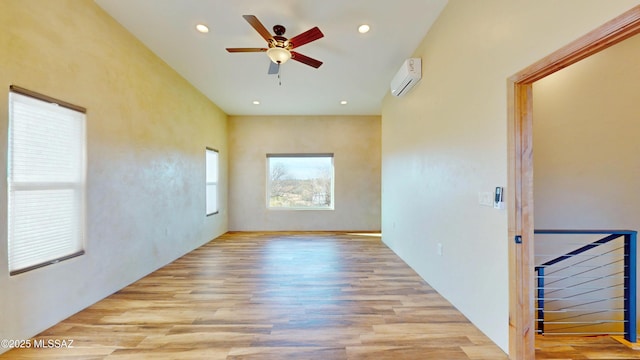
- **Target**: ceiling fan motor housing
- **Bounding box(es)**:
[273,24,286,35]
[272,35,290,49]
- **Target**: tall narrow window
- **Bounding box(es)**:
[267,154,334,210]
[8,87,86,275]
[206,148,219,215]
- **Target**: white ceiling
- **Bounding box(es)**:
[95,0,447,116]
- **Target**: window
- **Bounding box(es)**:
[206,148,219,215]
[7,86,86,275]
[267,154,334,210]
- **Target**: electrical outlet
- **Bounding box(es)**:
[437,243,443,256]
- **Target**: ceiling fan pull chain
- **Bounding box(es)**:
[278,66,282,86]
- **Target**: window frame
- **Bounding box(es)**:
[266,153,335,211]
[205,147,219,216]
[7,85,87,276]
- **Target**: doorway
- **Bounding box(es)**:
[507,6,640,359]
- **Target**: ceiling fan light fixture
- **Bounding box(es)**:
[267,47,291,64]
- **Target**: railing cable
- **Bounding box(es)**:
[534,230,637,342]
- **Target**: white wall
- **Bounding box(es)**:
[0,0,228,350]
[380,0,640,353]
[228,115,381,231]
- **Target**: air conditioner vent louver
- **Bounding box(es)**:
[390,58,422,97]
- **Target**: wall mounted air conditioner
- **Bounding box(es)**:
[390,58,422,97]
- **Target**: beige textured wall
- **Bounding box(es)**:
[380,0,640,353]
[534,33,640,230]
[0,0,228,347]
[228,115,381,231]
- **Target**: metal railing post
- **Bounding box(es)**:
[624,231,637,343]
[536,266,545,334]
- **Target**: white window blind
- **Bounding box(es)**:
[8,90,86,275]
[206,148,219,215]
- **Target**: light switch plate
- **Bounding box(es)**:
[478,192,493,207]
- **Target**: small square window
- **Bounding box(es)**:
[267,154,334,210]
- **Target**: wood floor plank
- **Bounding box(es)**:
[1,232,510,359]
[536,335,640,359]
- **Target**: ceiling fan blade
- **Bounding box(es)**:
[289,27,324,49]
[290,51,323,68]
[268,61,279,75]
[242,15,274,42]
[226,48,267,53]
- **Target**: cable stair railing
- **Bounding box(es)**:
[534,229,637,343]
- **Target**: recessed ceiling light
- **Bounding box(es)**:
[252,100,260,105]
[340,100,348,105]
[358,24,370,34]
[196,24,209,33]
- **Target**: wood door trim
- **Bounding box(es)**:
[507,5,640,360]
[511,6,640,84]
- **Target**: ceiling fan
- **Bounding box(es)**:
[226,15,324,75]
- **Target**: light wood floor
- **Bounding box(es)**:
[4,232,639,359]
[2,231,508,359]
[536,335,640,359]
[3,232,639,359]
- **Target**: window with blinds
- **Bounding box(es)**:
[206,148,219,216]
[7,87,86,275]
